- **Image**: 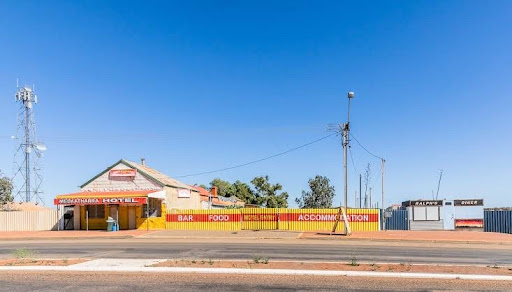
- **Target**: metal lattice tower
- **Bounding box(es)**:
[12,84,46,204]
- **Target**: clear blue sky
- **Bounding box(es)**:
[0,1,511,207]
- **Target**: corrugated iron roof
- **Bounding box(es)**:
[80,159,196,191]
[190,185,218,198]
[121,159,195,190]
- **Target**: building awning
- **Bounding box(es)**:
[54,190,164,205]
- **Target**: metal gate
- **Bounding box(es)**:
[484,209,512,234]
[385,209,409,230]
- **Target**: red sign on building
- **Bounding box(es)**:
[54,197,147,205]
[109,169,137,177]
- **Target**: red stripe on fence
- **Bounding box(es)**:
[166,214,241,222]
[285,213,379,222]
[167,213,378,223]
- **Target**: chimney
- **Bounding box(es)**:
[141,158,146,166]
[210,186,218,197]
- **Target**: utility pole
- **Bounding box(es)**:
[359,174,362,208]
[381,158,386,231]
[343,92,354,232]
[332,91,354,235]
[354,190,357,208]
[369,187,372,208]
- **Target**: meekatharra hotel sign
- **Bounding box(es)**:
[54,197,147,205]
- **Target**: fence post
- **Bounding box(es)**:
[277,209,280,230]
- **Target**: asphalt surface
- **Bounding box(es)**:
[0,271,510,291]
[0,239,511,266]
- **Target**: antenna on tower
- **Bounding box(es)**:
[12,81,46,204]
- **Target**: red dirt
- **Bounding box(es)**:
[0,259,86,266]
[152,260,512,275]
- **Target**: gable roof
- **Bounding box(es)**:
[80,159,194,191]
[190,185,245,207]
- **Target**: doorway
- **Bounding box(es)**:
[109,205,119,222]
[63,207,74,230]
[128,206,136,229]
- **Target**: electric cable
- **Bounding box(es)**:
[348,147,358,174]
[175,133,337,178]
[350,133,384,160]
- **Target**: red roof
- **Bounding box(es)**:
[190,185,217,198]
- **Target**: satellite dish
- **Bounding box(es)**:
[35,143,47,151]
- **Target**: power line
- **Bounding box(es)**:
[350,133,383,161]
[175,133,337,178]
[348,147,358,174]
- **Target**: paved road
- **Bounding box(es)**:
[0,239,511,266]
[0,271,510,291]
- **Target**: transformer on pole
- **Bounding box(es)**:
[12,83,46,204]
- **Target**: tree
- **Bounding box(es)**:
[233,180,256,204]
[295,175,335,208]
[251,176,288,208]
[0,174,14,204]
[210,178,235,197]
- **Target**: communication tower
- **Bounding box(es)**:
[12,83,46,204]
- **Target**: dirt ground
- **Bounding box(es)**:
[0,259,86,266]
[302,230,512,244]
[152,259,512,275]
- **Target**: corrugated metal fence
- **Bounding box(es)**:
[166,208,380,232]
[165,209,240,231]
[484,209,512,234]
[385,210,409,230]
[0,210,59,231]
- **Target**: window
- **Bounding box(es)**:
[142,198,162,218]
[86,205,105,218]
[413,207,427,221]
[426,207,440,221]
[413,206,440,221]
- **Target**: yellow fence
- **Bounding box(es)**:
[166,208,380,232]
[166,209,240,231]
[241,208,280,230]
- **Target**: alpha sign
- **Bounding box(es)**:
[454,199,484,206]
[54,197,147,205]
